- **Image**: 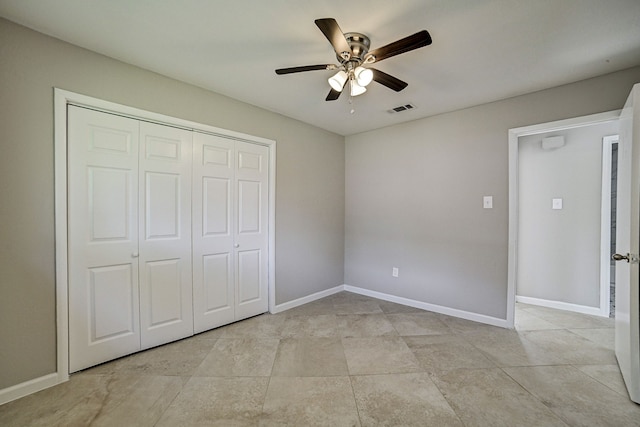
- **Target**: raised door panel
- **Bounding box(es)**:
[88,265,137,342]
[237,249,261,304]
[192,133,235,332]
[234,141,269,320]
[68,106,141,372]
[145,259,184,328]
[138,122,193,348]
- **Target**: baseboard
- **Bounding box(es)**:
[516,295,604,317]
[344,285,510,328]
[271,285,344,314]
[0,372,66,406]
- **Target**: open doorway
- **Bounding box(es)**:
[507,111,621,326]
[606,137,619,317]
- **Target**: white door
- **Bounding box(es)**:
[234,141,269,320]
[192,134,269,331]
[613,83,640,403]
[68,106,141,372]
[192,133,236,332]
[138,122,193,348]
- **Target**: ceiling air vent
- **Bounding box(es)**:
[388,103,416,113]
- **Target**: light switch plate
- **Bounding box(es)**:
[483,196,493,209]
[552,198,563,210]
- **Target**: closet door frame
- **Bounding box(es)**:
[54,88,276,384]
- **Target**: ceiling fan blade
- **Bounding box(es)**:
[326,88,343,101]
[371,68,408,92]
[365,30,432,63]
[315,18,352,60]
[275,64,335,75]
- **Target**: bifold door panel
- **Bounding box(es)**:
[68,107,141,372]
[138,122,193,349]
[192,134,269,332]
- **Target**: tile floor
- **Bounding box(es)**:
[1,291,639,426]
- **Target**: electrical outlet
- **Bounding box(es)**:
[483,196,493,209]
[392,267,399,277]
[552,198,563,210]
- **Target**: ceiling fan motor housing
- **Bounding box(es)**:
[340,32,370,67]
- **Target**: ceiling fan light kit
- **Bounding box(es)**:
[275,18,432,103]
[328,70,348,91]
[349,79,367,96]
[355,66,374,87]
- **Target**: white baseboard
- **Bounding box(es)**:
[271,285,344,314]
[344,285,510,328]
[516,295,605,317]
[0,372,66,406]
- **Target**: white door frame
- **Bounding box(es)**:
[507,110,620,327]
[54,88,276,382]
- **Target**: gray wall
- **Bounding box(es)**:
[345,67,640,319]
[0,18,345,390]
[518,122,619,307]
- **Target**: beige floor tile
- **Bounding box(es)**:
[193,326,226,340]
[568,327,615,350]
[514,309,561,330]
[404,334,495,371]
[336,313,397,337]
[436,313,507,335]
[156,376,268,426]
[333,299,383,315]
[521,329,617,365]
[386,312,452,336]
[84,338,217,376]
[576,364,630,396]
[4,297,637,426]
[0,375,107,427]
[351,373,464,426]
[260,376,360,426]
[271,337,349,376]
[282,314,339,337]
[465,329,565,367]
[193,338,280,377]
[0,374,183,427]
[521,305,615,329]
[342,336,422,375]
[431,368,568,427]
[220,313,286,338]
[504,365,640,426]
[284,298,338,317]
[328,291,375,303]
[377,300,426,314]
[85,375,185,427]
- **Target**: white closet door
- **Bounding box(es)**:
[192,133,236,332]
[192,135,269,329]
[138,122,193,348]
[68,106,141,372]
[234,141,269,320]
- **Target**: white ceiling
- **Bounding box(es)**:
[1,0,640,135]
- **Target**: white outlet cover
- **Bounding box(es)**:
[552,198,563,209]
[483,196,493,209]
[392,267,399,277]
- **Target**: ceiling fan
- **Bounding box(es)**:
[275,18,432,101]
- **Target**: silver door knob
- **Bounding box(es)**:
[612,253,629,262]
[234,244,239,248]
[132,252,139,258]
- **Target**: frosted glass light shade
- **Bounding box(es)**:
[350,80,367,96]
[354,67,373,87]
[328,71,348,92]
